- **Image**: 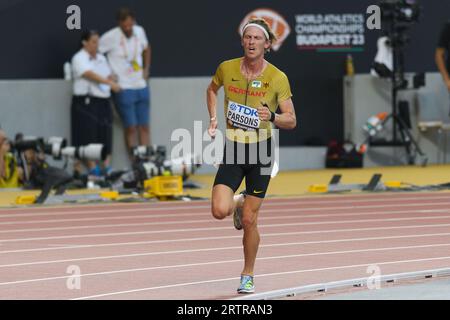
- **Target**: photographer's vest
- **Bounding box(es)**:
[0,153,20,188]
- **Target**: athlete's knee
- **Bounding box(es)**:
[211,203,230,220]
[242,210,258,229]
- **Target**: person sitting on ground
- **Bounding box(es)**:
[0,129,23,188]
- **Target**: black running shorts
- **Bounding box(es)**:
[213,138,273,198]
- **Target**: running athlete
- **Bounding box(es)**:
[206,18,297,294]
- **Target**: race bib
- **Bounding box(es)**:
[227,101,260,130]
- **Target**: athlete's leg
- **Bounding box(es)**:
[211,184,235,220]
[240,142,272,276]
[240,195,264,276]
[211,163,245,220]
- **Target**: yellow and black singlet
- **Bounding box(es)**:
[212,57,292,144]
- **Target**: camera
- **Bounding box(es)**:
[131,145,201,183]
[134,153,201,183]
[163,153,202,179]
[11,135,106,161]
[45,137,67,159]
[102,145,202,191]
[380,0,421,24]
[59,144,107,161]
[132,145,166,164]
[10,136,45,153]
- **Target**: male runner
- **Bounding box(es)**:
[206,18,297,293]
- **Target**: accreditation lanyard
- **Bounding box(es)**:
[120,34,140,71]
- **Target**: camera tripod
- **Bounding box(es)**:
[369,112,427,166]
[369,21,428,166]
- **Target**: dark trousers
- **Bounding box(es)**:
[71,96,112,155]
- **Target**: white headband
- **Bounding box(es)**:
[242,23,270,40]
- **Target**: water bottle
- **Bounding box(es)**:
[363,115,381,136]
[64,62,72,81]
[363,112,388,136]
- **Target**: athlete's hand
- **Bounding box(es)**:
[208,118,218,138]
[257,102,271,121]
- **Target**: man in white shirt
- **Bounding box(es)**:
[99,7,152,156]
[71,30,120,177]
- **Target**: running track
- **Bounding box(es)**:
[1,191,450,300]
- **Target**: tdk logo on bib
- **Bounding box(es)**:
[227,101,260,130]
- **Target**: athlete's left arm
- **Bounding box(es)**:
[273,98,296,130]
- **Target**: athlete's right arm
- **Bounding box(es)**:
[207,81,220,138]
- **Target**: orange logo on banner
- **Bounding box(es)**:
[239,8,291,52]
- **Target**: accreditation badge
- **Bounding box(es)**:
[131,60,141,72]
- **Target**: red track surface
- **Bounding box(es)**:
[1,191,450,300]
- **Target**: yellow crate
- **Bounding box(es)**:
[15,195,36,205]
[385,181,402,188]
[100,191,119,200]
[308,184,328,193]
[144,175,183,197]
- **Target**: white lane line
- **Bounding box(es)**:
[0,205,211,219]
[1,206,450,234]
[2,242,450,285]
[71,255,450,300]
[0,191,447,213]
[0,205,447,228]
[2,214,450,244]
[2,212,450,243]
[0,200,210,210]
[2,235,450,269]
[0,212,207,226]
[3,223,450,255]
[1,195,450,220]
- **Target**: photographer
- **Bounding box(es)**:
[0,130,22,188]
